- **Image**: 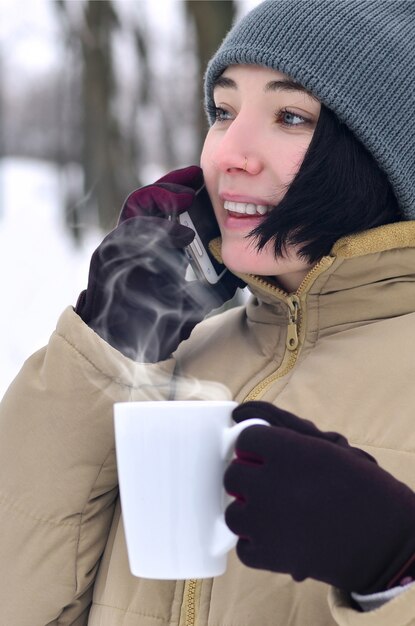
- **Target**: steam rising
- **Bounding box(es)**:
[88,217,231,402]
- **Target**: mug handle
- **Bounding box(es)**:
[210,418,270,558]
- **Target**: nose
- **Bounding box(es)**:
[211,114,263,175]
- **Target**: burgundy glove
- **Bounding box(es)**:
[225,401,415,593]
[76,166,242,362]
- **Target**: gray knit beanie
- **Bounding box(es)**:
[204,0,415,220]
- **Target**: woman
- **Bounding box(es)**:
[1,1,415,624]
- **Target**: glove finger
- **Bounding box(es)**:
[234,424,285,465]
[233,401,328,437]
[233,401,373,458]
[235,408,377,466]
[235,538,260,569]
[225,499,253,540]
[235,537,289,575]
[119,185,196,223]
[224,454,263,499]
[224,460,261,538]
[113,216,195,250]
[157,218,195,248]
[155,165,204,190]
[120,166,204,222]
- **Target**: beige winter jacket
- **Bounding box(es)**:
[1,222,415,626]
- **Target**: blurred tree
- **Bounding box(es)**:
[82,0,132,231]
[55,0,142,234]
[185,0,236,155]
[2,1,237,237]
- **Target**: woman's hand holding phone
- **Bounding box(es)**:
[75,166,244,362]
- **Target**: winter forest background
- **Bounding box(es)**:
[0,0,258,397]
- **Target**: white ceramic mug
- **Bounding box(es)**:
[113,400,268,580]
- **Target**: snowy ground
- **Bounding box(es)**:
[0,157,101,397]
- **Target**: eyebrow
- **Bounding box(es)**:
[214,75,318,101]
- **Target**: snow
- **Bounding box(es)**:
[0,157,101,397]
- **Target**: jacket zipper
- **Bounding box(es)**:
[183,579,197,625]
[286,294,300,351]
[179,285,296,626]
[243,256,334,401]
[180,257,334,624]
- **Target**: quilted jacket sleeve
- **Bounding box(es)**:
[0,307,176,626]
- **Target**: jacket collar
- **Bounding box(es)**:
[210,221,415,337]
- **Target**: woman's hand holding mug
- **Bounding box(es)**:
[226,401,415,594]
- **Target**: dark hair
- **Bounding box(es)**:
[250,105,402,264]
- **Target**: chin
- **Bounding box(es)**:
[221,242,273,276]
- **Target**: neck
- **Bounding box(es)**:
[272,266,316,293]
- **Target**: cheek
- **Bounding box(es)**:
[200,133,220,211]
[200,129,216,176]
[274,142,310,186]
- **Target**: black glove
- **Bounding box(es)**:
[76,166,243,362]
[224,401,415,593]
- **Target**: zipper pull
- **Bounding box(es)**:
[286,295,300,351]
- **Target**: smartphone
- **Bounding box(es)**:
[178,185,228,285]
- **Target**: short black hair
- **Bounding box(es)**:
[250,105,402,264]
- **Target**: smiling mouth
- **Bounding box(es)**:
[224,200,272,216]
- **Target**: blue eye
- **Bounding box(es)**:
[208,105,232,123]
[278,109,309,127]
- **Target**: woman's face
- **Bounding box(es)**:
[201,65,321,292]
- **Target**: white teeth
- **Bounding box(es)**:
[224,200,271,215]
[256,205,269,215]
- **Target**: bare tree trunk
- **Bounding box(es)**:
[185,1,236,154]
[81,0,126,231]
[54,0,145,236]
